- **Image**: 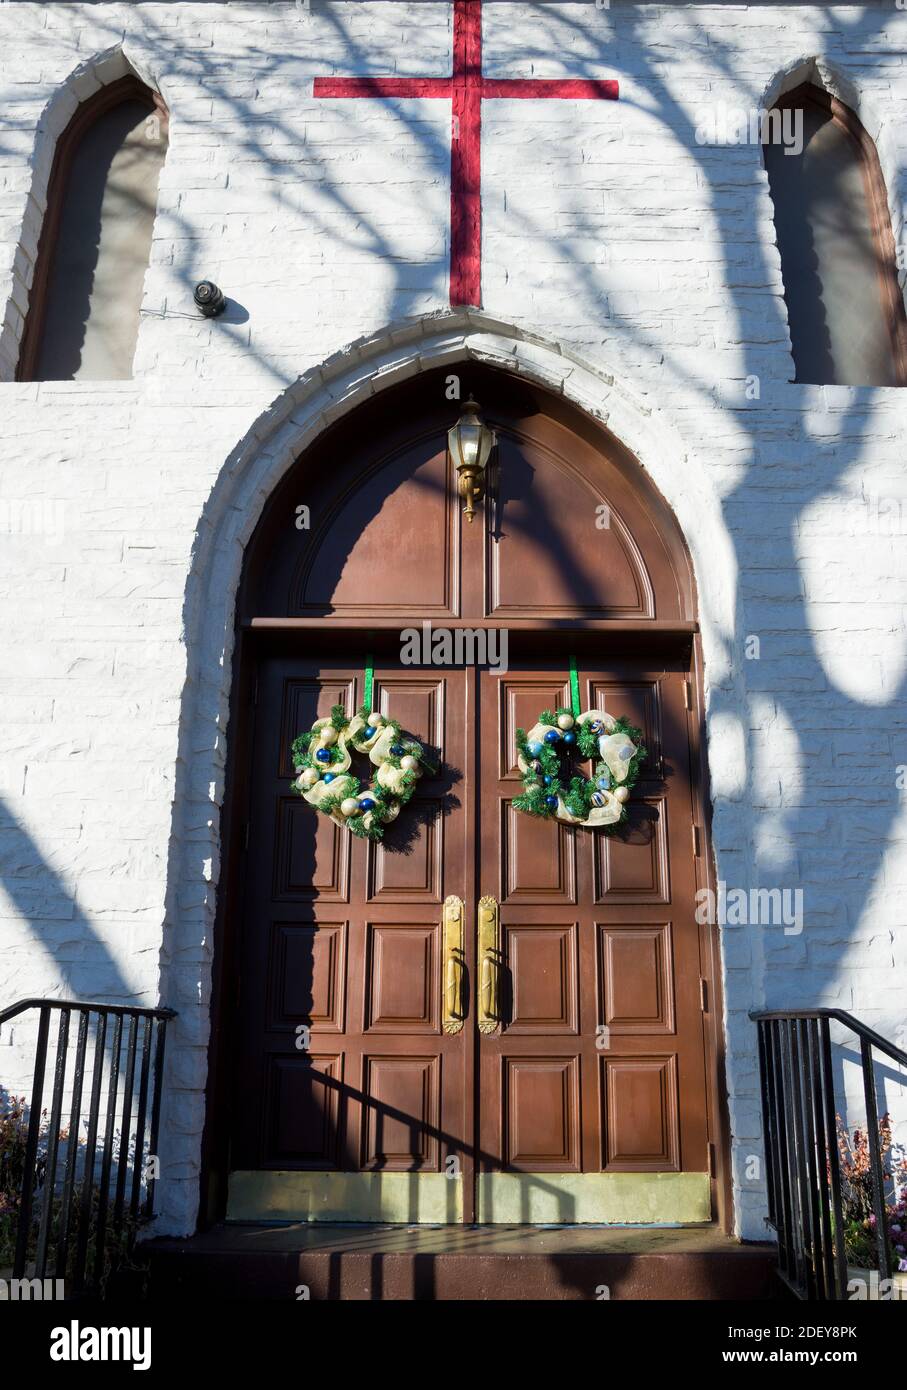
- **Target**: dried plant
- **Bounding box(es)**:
[0,1093,147,1293]
[835,1114,907,1272]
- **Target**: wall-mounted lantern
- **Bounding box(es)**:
[447,396,496,523]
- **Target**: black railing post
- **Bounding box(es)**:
[93,1010,124,1288]
[73,1010,107,1293]
[781,1018,809,1293]
[12,1004,50,1279]
[756,1021,777,1226]
[56,1008,89,1278]
[819,1015,848,1301]
[113,1014,139,1238]
[806,1017,835,1300]
[130,1015,154,1226]
[860,1035,892,1284]
[767,1019,794,1282]
[34,1007,70,1280]
[144,1016,169,1220]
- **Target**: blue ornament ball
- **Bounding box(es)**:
[527,740,543,758]
[545,795,558,810]
[543,775,553,786]
[323,773,335,784]
[358,796,376,812]
[596,776,610,791]
[562,730,576,746]
[390,743,405,756]
[363,725,377,740]
[315,748,332,763]
[544,729,560,745]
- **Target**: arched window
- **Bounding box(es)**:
[18,76,168,382]
[763,82,907,386]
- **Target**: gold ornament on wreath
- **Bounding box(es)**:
[514,707,646,831]
[291,705,437,841]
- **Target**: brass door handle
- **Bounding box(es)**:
[478,895,500,1034]
[442,896,465,1034]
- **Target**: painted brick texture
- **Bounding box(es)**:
[0,2,905,1241]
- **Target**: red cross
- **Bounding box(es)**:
[314,0,618,307]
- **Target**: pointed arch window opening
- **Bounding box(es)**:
[17,74,169,383]
[763,81,907,388]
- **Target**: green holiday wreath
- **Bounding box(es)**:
[290,704,437,841]
[514,707,647,831]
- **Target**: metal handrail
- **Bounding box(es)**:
[0,998,176,1024]
[750,1007,906,1300]
[751,1008,907,1068]
[0,997,176,1296]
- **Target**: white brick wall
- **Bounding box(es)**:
[0,2,905,1242]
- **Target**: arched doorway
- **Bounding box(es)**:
[205,363,726,1227]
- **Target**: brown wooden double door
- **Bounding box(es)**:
[230,652,711,1222]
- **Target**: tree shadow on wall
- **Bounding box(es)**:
[29,0,904,1240]
[0,795,135,1008]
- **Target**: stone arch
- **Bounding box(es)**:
[0,44,169,382]
[760,55,907,305]
[155,309,731,1236]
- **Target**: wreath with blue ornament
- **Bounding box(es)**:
[291,704,437,841]
[514,707,647,831]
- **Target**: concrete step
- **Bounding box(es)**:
[144,1222,780,1301]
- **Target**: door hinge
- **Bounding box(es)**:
[708,1142,717,1178]
[243,821,250,851]
[700,976,709,1012]
[692,824,701,857]
[683,678,692,710]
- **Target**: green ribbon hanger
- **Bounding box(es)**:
[363,656,374,714]
[569,655,581,718]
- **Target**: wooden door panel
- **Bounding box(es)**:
[598,922,675,1035]
[504,923,579,1034]
[588,678,666,778]
[267,920,347,1033]
[273,797,351,901]
[364,923,440,1033]
[264,1053,343,1169]
[361,1056,441,1169]
[504,1056,582,1169]
[501,803,578,905]
[373,676,447,753]
[602,1055,680,1170]
[233,661,470,1176]
[479,663,708,1182]
[278,677,354,776]
[487,433,654,619]
[366,806,444,903]
[291,441,461,619]
[498,677,571,780]
[273,676,354,902]
[593,798,671,904]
